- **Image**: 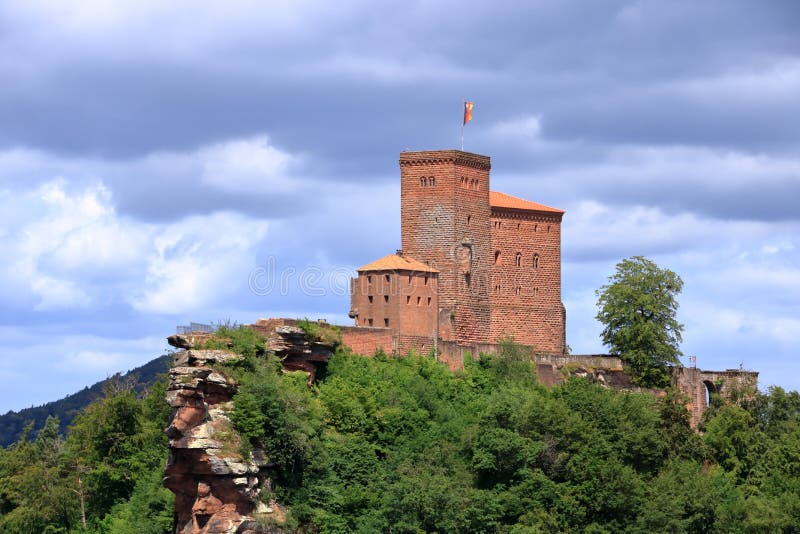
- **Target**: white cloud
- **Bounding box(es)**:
[199,136,302,195]
[2,180,147,310]
[131,212,269,315]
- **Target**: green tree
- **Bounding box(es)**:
[595,256,684,387]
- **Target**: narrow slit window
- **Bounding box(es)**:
[533,254,539,269]
[384,295,389,303]
[427,297,431,306]
[417,296,421,305]
[384,318,389,327]
[368,318,373,326]
[368,295,373,304]
[406,296,411,304]
[515,252,522,267]
[494,251,501,265]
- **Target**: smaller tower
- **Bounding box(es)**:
[349,252,439,354]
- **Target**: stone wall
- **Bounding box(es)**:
[339,325,394,356]
[675,367,759,427]
[489,207,565,353]
[399,150,492,345]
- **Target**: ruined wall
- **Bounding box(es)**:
[675,367,759,427]
[489,207,565,353]
[399,150,491,345]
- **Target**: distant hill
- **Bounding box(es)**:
[0,354,172,448]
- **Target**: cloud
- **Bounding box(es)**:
[131,213,269,315]
[198,136,302,195]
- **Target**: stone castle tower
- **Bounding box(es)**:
[350,149,566,355]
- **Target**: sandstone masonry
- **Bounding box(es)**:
[349,149,566,355]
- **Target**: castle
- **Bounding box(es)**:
[347,149,566,356]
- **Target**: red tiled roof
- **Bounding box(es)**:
[357,254,439,273]
[490,191,564,214]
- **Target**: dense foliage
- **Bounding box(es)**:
[596,256,684,387]
[0,378,173,533]
[3,339,800,533]
[228,343,800,533]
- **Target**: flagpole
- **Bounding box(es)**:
[460,101,465,151]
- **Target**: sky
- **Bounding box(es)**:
[1,0,799,413]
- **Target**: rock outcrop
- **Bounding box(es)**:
[164,323,337,534]
[163,349,282,534]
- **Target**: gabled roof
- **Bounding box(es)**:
[490,191,565,214]
[357,254,439,273]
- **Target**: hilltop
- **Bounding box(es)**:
[0,354,171,447]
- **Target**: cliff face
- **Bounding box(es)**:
[164,348,281,534]
[164,324,336,534]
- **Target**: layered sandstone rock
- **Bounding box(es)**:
[164,324,337,534]
[163,349,283,534]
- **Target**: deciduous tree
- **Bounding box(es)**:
[596,256,684,387]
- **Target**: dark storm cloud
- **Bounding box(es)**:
[0,0,797,226]
[1,0,797,158]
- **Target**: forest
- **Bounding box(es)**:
[2,330,799,533]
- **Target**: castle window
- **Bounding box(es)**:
[384,295,389,303]
[367,275,372,284]
[517,223,520,230]
[533,287,540,297]
[515,286,521,296]
[368,318,373,326]
[533,254,539,269]
[385,274,391,283]
[430,177,435,186]
[408,274,412,284]
[427,297,432,306]
[467,215,471,225]
[494,250,501,265]
[515,253,522,267]
[368,295,373,304]
[424,275,428,285]
[417,296,421,305]
[384,318,389,327]
[406,296,411,304]
[495,284,500,294]
[534,224,538,232]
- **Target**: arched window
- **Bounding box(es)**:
[515,286,521,296]
[515,252,522,267]
[532,254,539,269]
[430,177,435,186]
[420,177,425,187]
[494,250,501,265]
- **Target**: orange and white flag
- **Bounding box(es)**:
[463,101,474,125]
